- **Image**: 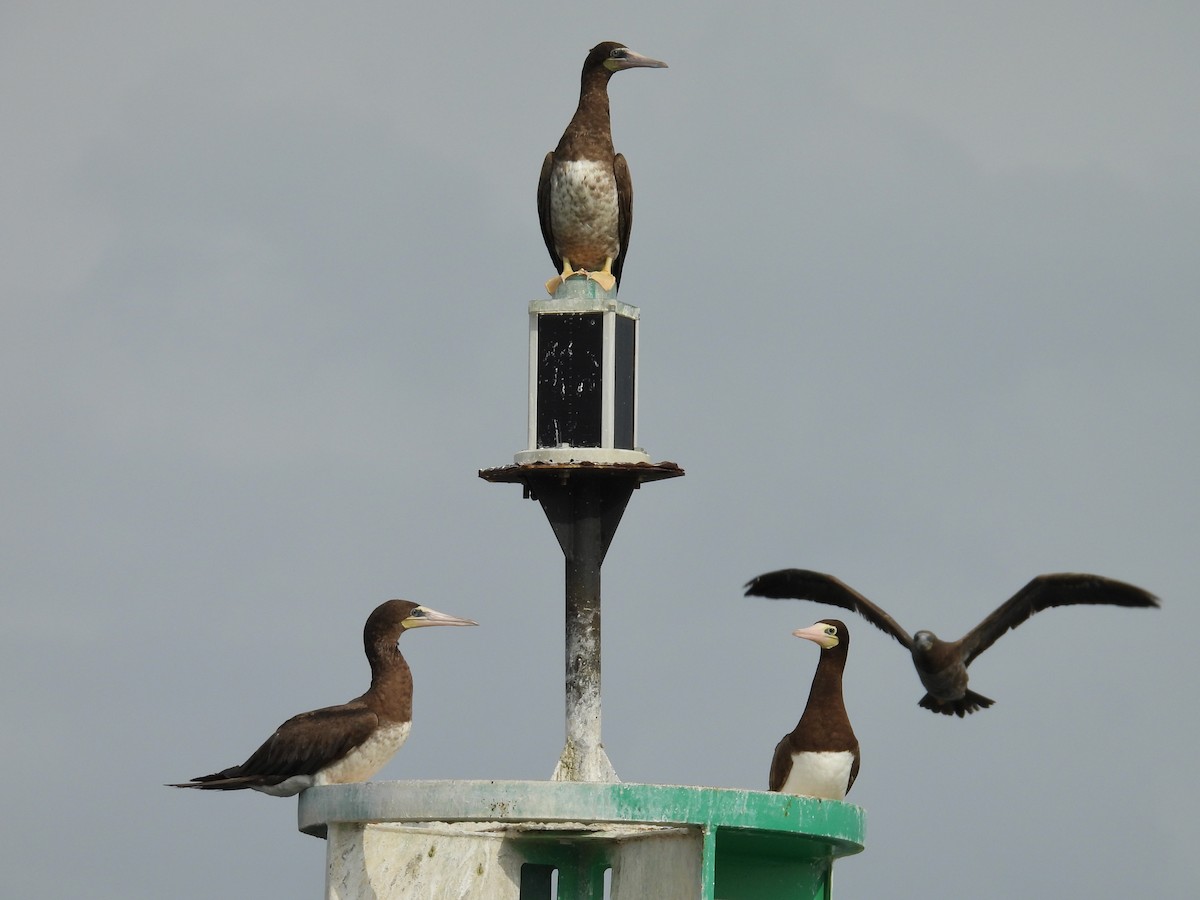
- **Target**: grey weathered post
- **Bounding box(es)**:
[481,277,682,781]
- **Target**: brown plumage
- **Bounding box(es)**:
[169,600,476,795]
[746,570,1159,717]
[770,619,859,800]
[538,41,666,294]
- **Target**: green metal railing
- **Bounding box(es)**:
[300,780,864,899]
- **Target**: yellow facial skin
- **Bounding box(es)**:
[793,622,840,650]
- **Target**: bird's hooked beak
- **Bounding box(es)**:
[793,622,840,650]
[403,606,479,629]
[605,48,668,72]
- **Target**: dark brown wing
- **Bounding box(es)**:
[745,568,915,649]
[183,702,380,789]
[537,151,561,273]
[613,153,633,290]
[959,573,1159,665]
[768,734,794,792]
[847,750,860,794]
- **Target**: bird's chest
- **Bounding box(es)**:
[914,649,969,698]
[779,750,857,800]
[550,160,620,264]
[315,721,412,786]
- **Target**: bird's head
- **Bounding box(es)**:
[793,619,847,651]
[912,630,938,651]
[587,42,668,74]
[364,599,477,652]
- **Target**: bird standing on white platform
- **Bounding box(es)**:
[170,599,476,796]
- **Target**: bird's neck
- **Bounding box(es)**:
[556,74,614,159]
[803,655,848,716]
[366,644,413,714]
[579,69,612,114]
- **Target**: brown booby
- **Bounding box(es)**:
[746,569,1159,717]
[770,619,859,800]
[538,41,667,295]
[169,600,476,795]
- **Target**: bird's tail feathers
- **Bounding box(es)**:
[918,690,995,717]
[167,770,261,790]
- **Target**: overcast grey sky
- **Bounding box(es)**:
[3,2,1197,897]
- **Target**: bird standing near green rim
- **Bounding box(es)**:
[770,619,860,800]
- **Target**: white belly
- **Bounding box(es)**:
[251,721,412,796]
[315,720,412,786]
[778,750,855,800]
[252,775,315,797]
[550,160,620,268]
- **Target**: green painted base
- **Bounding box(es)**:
[550,275,619,302]
[300,780,864,899]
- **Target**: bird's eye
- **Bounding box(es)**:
[825,626,837,636]
[611,48,627,58]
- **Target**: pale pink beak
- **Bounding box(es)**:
[611,49,668,70]
[792,622,839,650]
[792,623,830,644]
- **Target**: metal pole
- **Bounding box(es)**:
[554,477,616,782]
[479,463,683,782]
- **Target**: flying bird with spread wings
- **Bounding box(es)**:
[745,569,1158,717]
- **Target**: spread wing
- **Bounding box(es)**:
[959,573,1159,665]
[537,151,561,273]
[613,153,633,290]
[745,568,914,649]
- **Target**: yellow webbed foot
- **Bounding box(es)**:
[586,271,616,292]
[584,258,617,292]
[546,260,580,295]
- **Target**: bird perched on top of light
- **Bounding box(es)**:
[539,41,667,296]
